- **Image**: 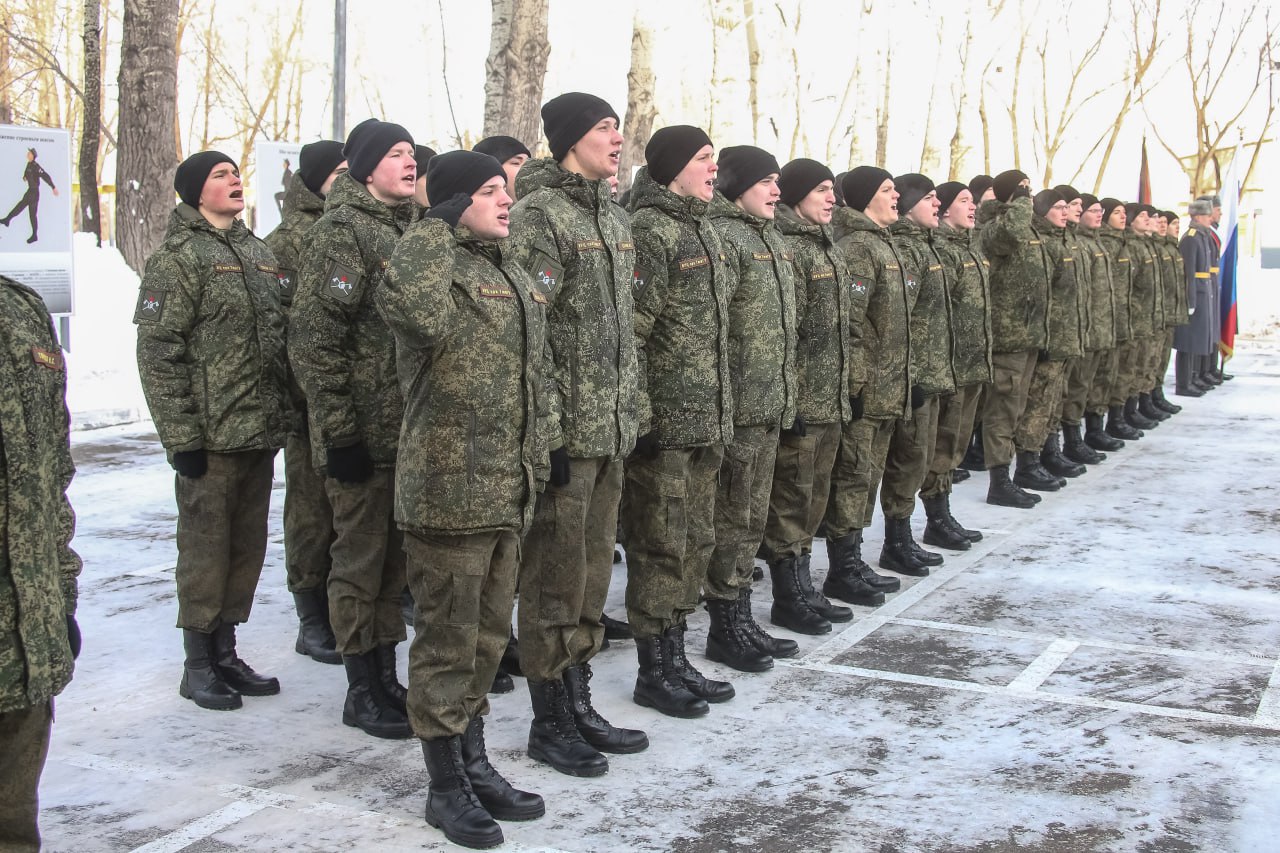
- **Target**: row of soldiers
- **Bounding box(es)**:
[112,90,1231,849]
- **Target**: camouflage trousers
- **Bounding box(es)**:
[326,470,407,656]
[283,432,334,593]
[1150,327,1175,389]
[920,384,984,498]
[621,444,723,640]
[1119,335,1156,398]
[517,456,623,682]
[174,449,274,631]
[1087,346,1123,412]
[824,416,896,536]
[705,424,780,601]
[404,529,519,739]
[982,350,1039,467]
[881,394,940,520]
[1015,359,1068,450]
[1062,351,1104,425]
[762,420,841,560]
[0,700,51,853]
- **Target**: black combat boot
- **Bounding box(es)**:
[1151,385,1181,414]
[374,643,408,713]
[879,516,931,577]
[952,467,971,483]
[960,423,985,470]
[526,678,609,777]
[563,663,649,753]
[826,530,900,592]
[986,464,1038,509]
[212,623,279,696]
[421,736,504,849]
[460,716,545,821]
[293,588,341,665]
[1062,422,1105,464]
[1138,392,1170,422]
[179,628,242,710]
[706,596,774,671]
[794,554,854,621]
[1041,431,1086,478]
[908,528,944,566]
[1084,411,1124,450]
[1125,396,1158,430]
[941,492,982,541]
[1014,449,1063,492]
[342,651,413,739]
[922,494,971,551]
[736,586,801,657]
[666,623,735,703]
[768,557,834,635]
[1175,352,1204,397]
[1106,404,1142,440]
[632,635,710,718]
[602,613,633,641]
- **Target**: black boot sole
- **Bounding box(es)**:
[705,636,775,671]
[986,490,1037,509]
[1012,475,1061,492]
[633,688,710,718]
[922,527,970,551]
[818,583,885,606]
[424,808,504,850]
[179,678,242,710]
[482,800,547,822]
[579,728,651,754]
[877,553,929,577]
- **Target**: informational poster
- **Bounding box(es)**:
[253,140,302,236]
[0,124,74,314]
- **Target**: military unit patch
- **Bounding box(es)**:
[850,280,868,295]
[633,266,652,295]
[134,289,167,323]
[531,252,564,296]
[277,268,297,299]
[325,261,362,304]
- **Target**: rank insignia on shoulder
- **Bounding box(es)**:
[134,288,167,323]
[1187,227,1197,236]
[31,345,64,370]
[325,261,362,304]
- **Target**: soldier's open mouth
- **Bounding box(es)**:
[229,190,243,199]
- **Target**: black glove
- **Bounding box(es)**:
[326,442,375,484]
[424,192,473,229]
[1037,348,1050,362]
[66,614,81,659]
[782,415,806,438]
[172,449,207,479]
[549,446,571,487]
[849,393,864,421]
[1010,185,1032,202]
[633,430,660,458]
[911,385,925,410]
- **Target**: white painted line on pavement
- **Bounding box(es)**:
[129,801,267,853]
[1006,639,1080,692]
[1253,657,1280,727]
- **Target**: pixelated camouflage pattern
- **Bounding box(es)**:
[831,206,913,420]
[707,192,798,428]
[1038,215,1085,361]
[506,158,639,459]
[1153,234,1187,326]
[1097,225,1133,343]
[0,276,81,713]
[890,217,956,396]
[977,197,1051,353]
[626,166,735,448]
[378,218,554,536]
[1074,223,1116,352]
[933,224,994,388]
[774,204,855,425]
[1124,228,1162,339]
[134,204,290,455]
[288,173,419,469]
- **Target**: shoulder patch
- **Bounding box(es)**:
[31,345,64,370]
[324,260,363,304]
[633,265,653,296]
[850,279,868,295]
[530,251,565,296]
[277,268,297,300]
[134,288,167,323]
[1186,227,1197,236]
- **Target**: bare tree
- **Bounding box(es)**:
[875,50,891,168]
[482,0,548,152]
[948,10,977,179]
[116,0,179,273]
[744,0,761,143]
[80,0,102,242]
[617,8,656,193]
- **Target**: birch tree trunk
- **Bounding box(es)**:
[79,0,102,243]
[482,0,549,152]
[618,9,656,193]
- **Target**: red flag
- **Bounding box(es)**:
[1137,137,1152,204]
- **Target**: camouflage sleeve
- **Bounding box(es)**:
[55,353,82,613]
[290,221,367,450]
[980,197,1033,257]
[539,320,564,452]
[839,239,875,398]
[134,248,205,452]
[505,204,557,274]
[378,218,460,350]
[630,225,674,436]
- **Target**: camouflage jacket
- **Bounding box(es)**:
[1074,224,1116,352]
[890,217,956,396]
[1,276,81,713]
[288,173,420,470]
[1039,216,1085,361]
[775,204,855,424]
[379,219,553,536]
[1097,226,1133,343]
[933,225,994,388]
[627,167,735,448]
[506,158,639,459]
[832,206,913,420]
[707,193,798,428]
[135,205,290,455]
[978,197,1051,353]
[1124,229,1162,339]
[1154,235,1187,326]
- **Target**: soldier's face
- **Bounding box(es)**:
[567,118,624,181]
[905,190,940,228]
[414,175,430,207]
[1045,200,1069,228]
[670,145,718,201]
[942,189,976,230]
[200,163,244,217]
[502,154,530,195]
[795,181,836,225]
[980,187,996,203]
[1082,202,1103,228]
[366,142,417,203]
[864,179,898,228]
[320,161,348,197]
[1132,210,1150,233]
[736,174,781,220]
[1211,206,1222,225]
[1065,198,1083,224]
[1169,220,1180,238]
[1155,215,1169,237]
[459,176,513,239]
[1107,206,1127,229]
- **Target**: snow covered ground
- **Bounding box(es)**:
[34,333,1280,851]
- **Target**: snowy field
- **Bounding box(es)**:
[28,237,1280,851]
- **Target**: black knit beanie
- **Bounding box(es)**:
[778,159,836,208]
[1053,184,1080,203]
[992,169,1029,202]
[935,181,967,215]
[833,171,848,206]
[299,141,346,195]
[1124,202,1146,225]
[474,135,531,164]
[174,150,236,208]
[841,166,893,213]
[1100,197,1124,224]
[1034,189,1064,217]
[645,125,714,187]
[968,174,994,201]
[345,121,414,183]
[342,118,378,158]
[716,146,780,202]
[1078,193,1100,212]
[414,145,438,177]
[425,150,506,207]
[894,173,936,218]
[541,93,619,162]
[1164,210,1179,222]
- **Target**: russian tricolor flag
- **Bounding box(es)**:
[1218,152,1240,361]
